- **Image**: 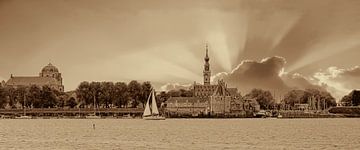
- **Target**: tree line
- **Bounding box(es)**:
[0,85,64,109]
[242,88,337,110]
[0,81,339,110]
[76,80,152,108]
[0,80,193,109]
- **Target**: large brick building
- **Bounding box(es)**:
[5,63,64,92]
[165,44,259,116]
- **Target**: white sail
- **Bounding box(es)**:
[143,92,152,116]
[151,90,159,115]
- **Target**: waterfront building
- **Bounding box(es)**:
[0,80,5,87]
[209,80,232,114]
[165,44,260,116]
[193,44,238,97]
[166,97,208,115]
[5,63,64,92]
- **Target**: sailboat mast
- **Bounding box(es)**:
[23,91,26,116]
[93,93,96,115]
[151,89,159,115]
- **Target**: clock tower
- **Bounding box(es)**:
[203,44,211,85]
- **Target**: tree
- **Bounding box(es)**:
[41,85,57,108]
[282,90,306,107]
[76,81,91,107]
[167,90,181,97]
[140,81,152,107]
[179,89,193,97]
[113,82,128,108]
[157,91,170,103]
[0,87,7,108]
[245,88,274,110]
[99,82,114,108]
[90,82,101,108]
[127,80,142,108]
[27,85,42,108]
[66,97,77,108]
[282,89,336,110]
[341,90,360,106]
[5,87,17,108]
[340,95,352,106]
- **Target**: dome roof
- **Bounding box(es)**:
[41,63,59,73]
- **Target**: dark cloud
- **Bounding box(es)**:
[213,56,288,93]
[213,56,327,98]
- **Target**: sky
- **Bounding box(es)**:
[0,0,360,100]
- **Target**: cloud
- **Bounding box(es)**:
[211,56,330,101]
[213,56,288,94]
[313,66,360,99]
[281,73,325,91]
[159,83,192,92]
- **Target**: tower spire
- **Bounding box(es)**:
[204,43,209,62]
[203,43,211,85]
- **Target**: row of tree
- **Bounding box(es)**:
[243,88,337,110]
[76,81,153,108]
[0,81,340,110]
[0,80,192,109]
[0,85,64,109]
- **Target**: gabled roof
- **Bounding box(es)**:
[167,97,208,103]
[6,76,59,86]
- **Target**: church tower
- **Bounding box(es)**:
[203,44,211,85]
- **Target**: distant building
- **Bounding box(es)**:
[5,63,64,92]
[193,44,238,97]
[0,80,5,87]
[166,97,208,115]
[210,80,232,114]
[165,44,260,116]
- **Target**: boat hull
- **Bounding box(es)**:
[143,116,166,120]
[15,116,32,119]
[85,115,101,119]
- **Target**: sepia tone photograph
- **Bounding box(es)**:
[0,0,360,149]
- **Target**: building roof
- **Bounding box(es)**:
[227,88,238,95]
[167,97,208,103]
[41,63,59,73]
[6,76,59,86]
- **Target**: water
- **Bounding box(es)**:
[0,118,359,150]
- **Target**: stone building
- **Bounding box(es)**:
[5,63,64,92]
[165,97,208,116]
[210,80,232,114]
[193,44,238,97]
[166,44,241,116]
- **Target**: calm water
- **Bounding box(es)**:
[0,118,359,150]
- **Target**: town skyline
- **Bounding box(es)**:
[1,0,360,100]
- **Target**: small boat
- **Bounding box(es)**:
[86,94,101,119]
[15,115,32,119]
[86,113,101,119]
[254,110,267,118]
[15,94,31,119]
[122,114,133,119]
[277,113,283,118]
[143,89,165,120]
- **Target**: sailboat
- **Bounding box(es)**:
[86,94,101,119]
[143,89,165,120]
[15,92,31,119]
